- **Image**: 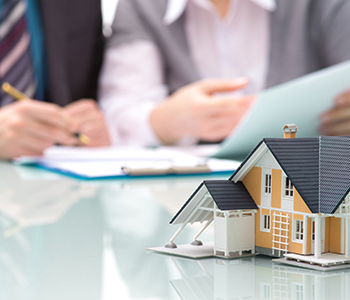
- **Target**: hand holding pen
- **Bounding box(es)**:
[0,83,90,159]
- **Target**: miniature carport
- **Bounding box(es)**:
[165,180,258,257]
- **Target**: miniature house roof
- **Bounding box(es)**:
[231,136,350,214]
[170,180,258,225]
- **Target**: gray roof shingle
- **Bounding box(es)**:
[262,136,350,214]
[170,180,258,224]
[204,180,258,211]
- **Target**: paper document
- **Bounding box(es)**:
[214,60,350,160]
[16,146,240,179]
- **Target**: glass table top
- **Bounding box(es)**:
[1,161,350,300]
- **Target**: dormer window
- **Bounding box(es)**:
[284,177,294,197]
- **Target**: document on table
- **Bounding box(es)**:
[214,60,350,160]
[15,146,240,179]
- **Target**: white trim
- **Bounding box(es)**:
[293,219,304,244]
[171,185,208,225]
[314,215,322,259]
[341,218,345,254]
[260,211,271,232]
[262,168,272,195]
[232,142,269,182]
[302,215,308,254]
[281,173,294,211]
[346,217,350,259]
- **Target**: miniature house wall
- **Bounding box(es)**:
[159,124,350,268]
[214,209,255,257]
[235,146,350,260]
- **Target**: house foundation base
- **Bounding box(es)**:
[255,246,282,258]
[148,242,256,259]
[273,253,350,271]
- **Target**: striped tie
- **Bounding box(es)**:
[0,0,36,106]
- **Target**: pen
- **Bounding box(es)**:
[1,82,91,145]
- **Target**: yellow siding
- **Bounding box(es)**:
[271,169,281,209]
[242,166,262,206]
[306,217,312,254]
[293,189,311,213]
[293,214,304,221]
[255,212,272,249]
[329,217,342,254]
[261,208,270,215]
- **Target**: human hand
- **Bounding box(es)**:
[319,89,350,135]
[0,100,79,159]
[149,78,255,144]
[64,99,111,147]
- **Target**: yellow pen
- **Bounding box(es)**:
[1,82,91,145]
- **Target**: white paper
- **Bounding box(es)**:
[214,60,350,159]
[16,146,240,178]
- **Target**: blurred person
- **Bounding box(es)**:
[99,0,350,146]
[0,0,111,160]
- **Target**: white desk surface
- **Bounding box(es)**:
[1,161,350,300]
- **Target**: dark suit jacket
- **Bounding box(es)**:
[39,0,104,106]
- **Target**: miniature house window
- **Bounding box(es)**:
[264,173,272,194]
[284,177,294,197]
[294,220,304,241]
[261,214,270,232]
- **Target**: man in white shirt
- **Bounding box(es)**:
[99,0,350,146]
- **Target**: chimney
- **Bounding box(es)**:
[282,124,298,139]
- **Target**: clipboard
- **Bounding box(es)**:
[16,146,240,179]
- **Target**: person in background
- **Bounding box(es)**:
[0,0,111,160]
[98,0,350,146]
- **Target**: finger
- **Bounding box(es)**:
[24,121,78,145]
[71,112,102,130]
[203,95,255,116]
[195,77,249,95]
[64,99,97,116]
[319,120,350,136]
[320,105,350,126]
[334,90,350,106]
[14,100,77,131]
[199,122,236,141]
[16,134,55,155]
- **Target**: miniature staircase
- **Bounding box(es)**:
[272,212,290,257]
[272,266,289,300]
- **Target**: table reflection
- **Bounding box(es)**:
[0,162,204,300]
[167,256,350,300]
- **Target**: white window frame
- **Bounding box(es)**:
[293,219,304,243]
[261,168,272,208]
[263,171,272,194]
[260,212,271,232]
[281,173,294,211]
[283,176,294,197]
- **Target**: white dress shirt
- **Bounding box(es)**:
[99,0,276,146]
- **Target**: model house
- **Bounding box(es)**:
[153,125,350,269]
